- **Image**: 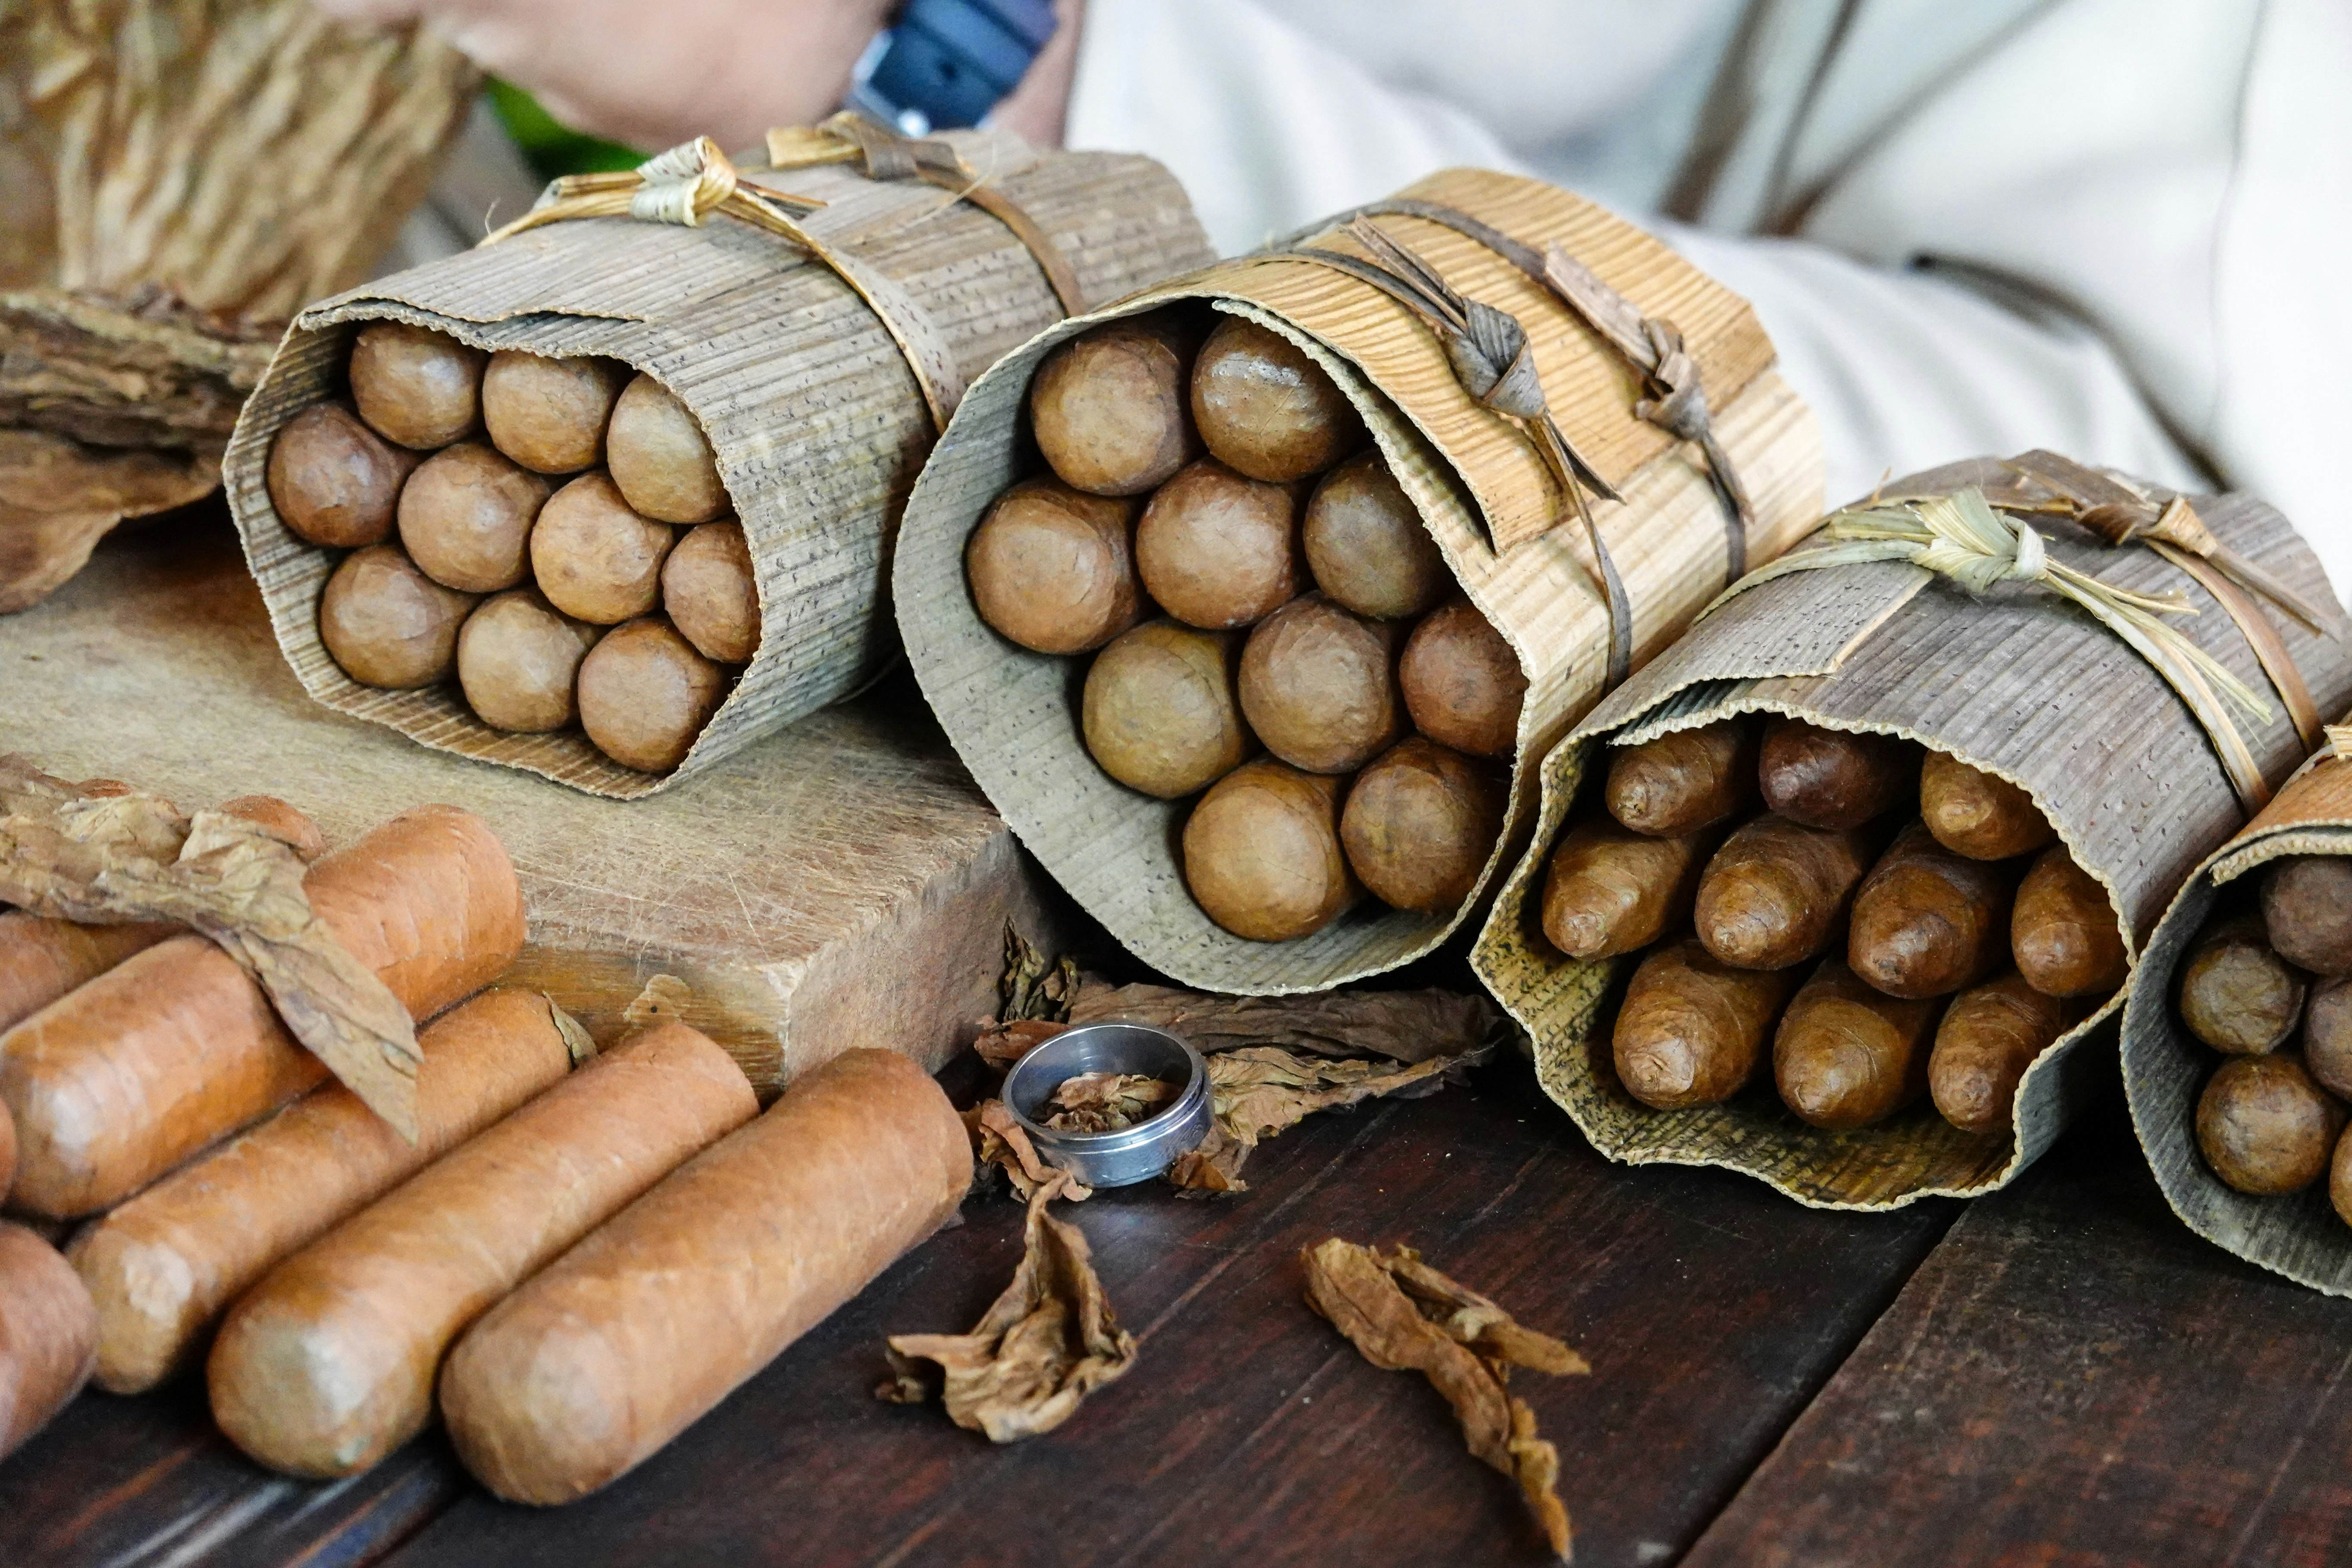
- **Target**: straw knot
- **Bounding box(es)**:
[627,138,740,228]
[1448,298,1545,421]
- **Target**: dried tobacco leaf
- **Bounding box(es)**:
[998,923,1078,1025]
[883,1171,1135,1441]
[0,427,219,614]
[1166,1046,1484,1194]
[1299,1238,1586,1561]
[1043,1070,1176,1133]
[963,1098,1089,1203]
[0,754,423,1138]
[973,1017,1065,1072]
[1069,977,1509,1064]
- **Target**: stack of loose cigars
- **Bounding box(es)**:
[966,306,1521,942]
[1542,715,2123,1134]
[0,778,968,1503]
[2175,857,2352,1221]
[268,323,757,774]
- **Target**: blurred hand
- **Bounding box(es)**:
[314,0,898,152]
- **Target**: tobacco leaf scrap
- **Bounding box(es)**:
[1167,1046,1480,1195]
[973,1017,1065,1072]
[0,754,423,1138]
[999,923,1078,1024]
[1044,1070,1176,1133]
[1300,1239,1586,1561]
[965,1098,1089,1203]
[882,1171,1136,1441]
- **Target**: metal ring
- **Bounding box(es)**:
[1002,1023,1211,1188]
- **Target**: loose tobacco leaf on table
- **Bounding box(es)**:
[973,1017,1064,1072]
[1167,1045,1483,1194]
[880,1170,1136,1441]
[1300,1239,1587,1561]
[964,1098,1088,1203]
[1044,1070,1176,1133]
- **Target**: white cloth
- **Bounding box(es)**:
[1065,0,2352,603]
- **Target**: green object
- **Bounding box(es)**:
[486,79,644,183]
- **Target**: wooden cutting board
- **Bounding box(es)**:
[0,510,1070,1094]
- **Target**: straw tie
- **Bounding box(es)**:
[1282,217,1636,688]
[1699,484,2284,813]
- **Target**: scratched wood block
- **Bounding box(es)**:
[0,515,1072,1093]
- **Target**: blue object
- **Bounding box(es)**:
[847,0,1058,137]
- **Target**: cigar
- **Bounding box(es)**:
[1613,939,1796,1110]
[1758,717,1918,831]
[1540,817,1712,961]
[1693,814,1878,970]
[1847,821,2020,999]
[1772,960,1943,1130]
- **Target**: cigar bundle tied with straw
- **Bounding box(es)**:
[1474,453,2352,1210]
[226,112,1214,798]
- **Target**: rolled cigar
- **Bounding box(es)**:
[1339,737,1506,914]
[210,1023,755,1479]
[1694,814,1877,971]
[2260,855,2352,977]
[0,914,176,1037]
[348,322,485,450]
[1239,595,1402,774]
[318,545,478,690]
[2306,978,2352,1100]
[481,351,627,475]
[72,990,579,1395]
[0,795,324,1037]
[1613,939,1797,1110]
[1081,620,1249,798]
[266,402,422,549]
[395,442,551,595]
[606,373,728,525]
[2177,914,2305,1055]
[1604,718,1759,838]
[1302,451,1446,621]
[2197,1053,2346,1195]
[1029,314,1204,496]
[1758,717,1919,831]
[1399,599,1524,759]
[530,471,677,626]
[661,520,760,664]
[1847,820,2020,999]
[456,588,602,733]
[1772,959,1943,1130]
[1928,970,2077,1135]
[964,479,1142,655]
[440,1047,968,1505]
[0,1222,96,1462]
[575,617,729,774]
[1135,457,1302,630]
[1540,817,1711,961]
[0,804,526,1217]
[1182,760,1356,942]
[2011,845,2127,998]
[1189,316,1365,484]
[1918,751,2055,861]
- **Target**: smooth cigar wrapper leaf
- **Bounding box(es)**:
[1542,818,1711,961]
[1614,941,1796,1110]
[0,1222,97,1463]
[440,1047,970,1505]
[0,804,526,1217]
[2013,845,2129,998]
[967,479,1143,656]
[1919,751,2056,862]
[1930,972,2077,1136]
[1846,820,2021,1001]
[1605,717,1758,838]
[1029,313,1204,497]
[210,1023,756,1479]
[901,165,1829,993]
[1183,762,1357,943]
[2197,1053,2346,1197]
[2261,856,2352,978]
[1341,738,1507,915]
[72,990,579,1396]
[2177,914,2305,1055]
[2307,978,2352,1101]
[1773,960,1943,1131]
[234,138,1214,796]
[1757,718,1920,833]
[1695,814,1876,972]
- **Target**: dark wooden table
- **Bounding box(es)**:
[10,1047,2352,1568]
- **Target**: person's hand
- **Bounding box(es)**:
[314,0,898,153]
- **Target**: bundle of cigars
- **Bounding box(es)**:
[1541,715,2115,1137]
[0,766,970,1501]
[2121,730,2352,1296]
[900,166,1827,995]
[1476,454,2352,1209]
[225,122,1213,797]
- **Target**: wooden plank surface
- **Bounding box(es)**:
[1681,1089,2352,1568]
[0,510,1070,1091]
